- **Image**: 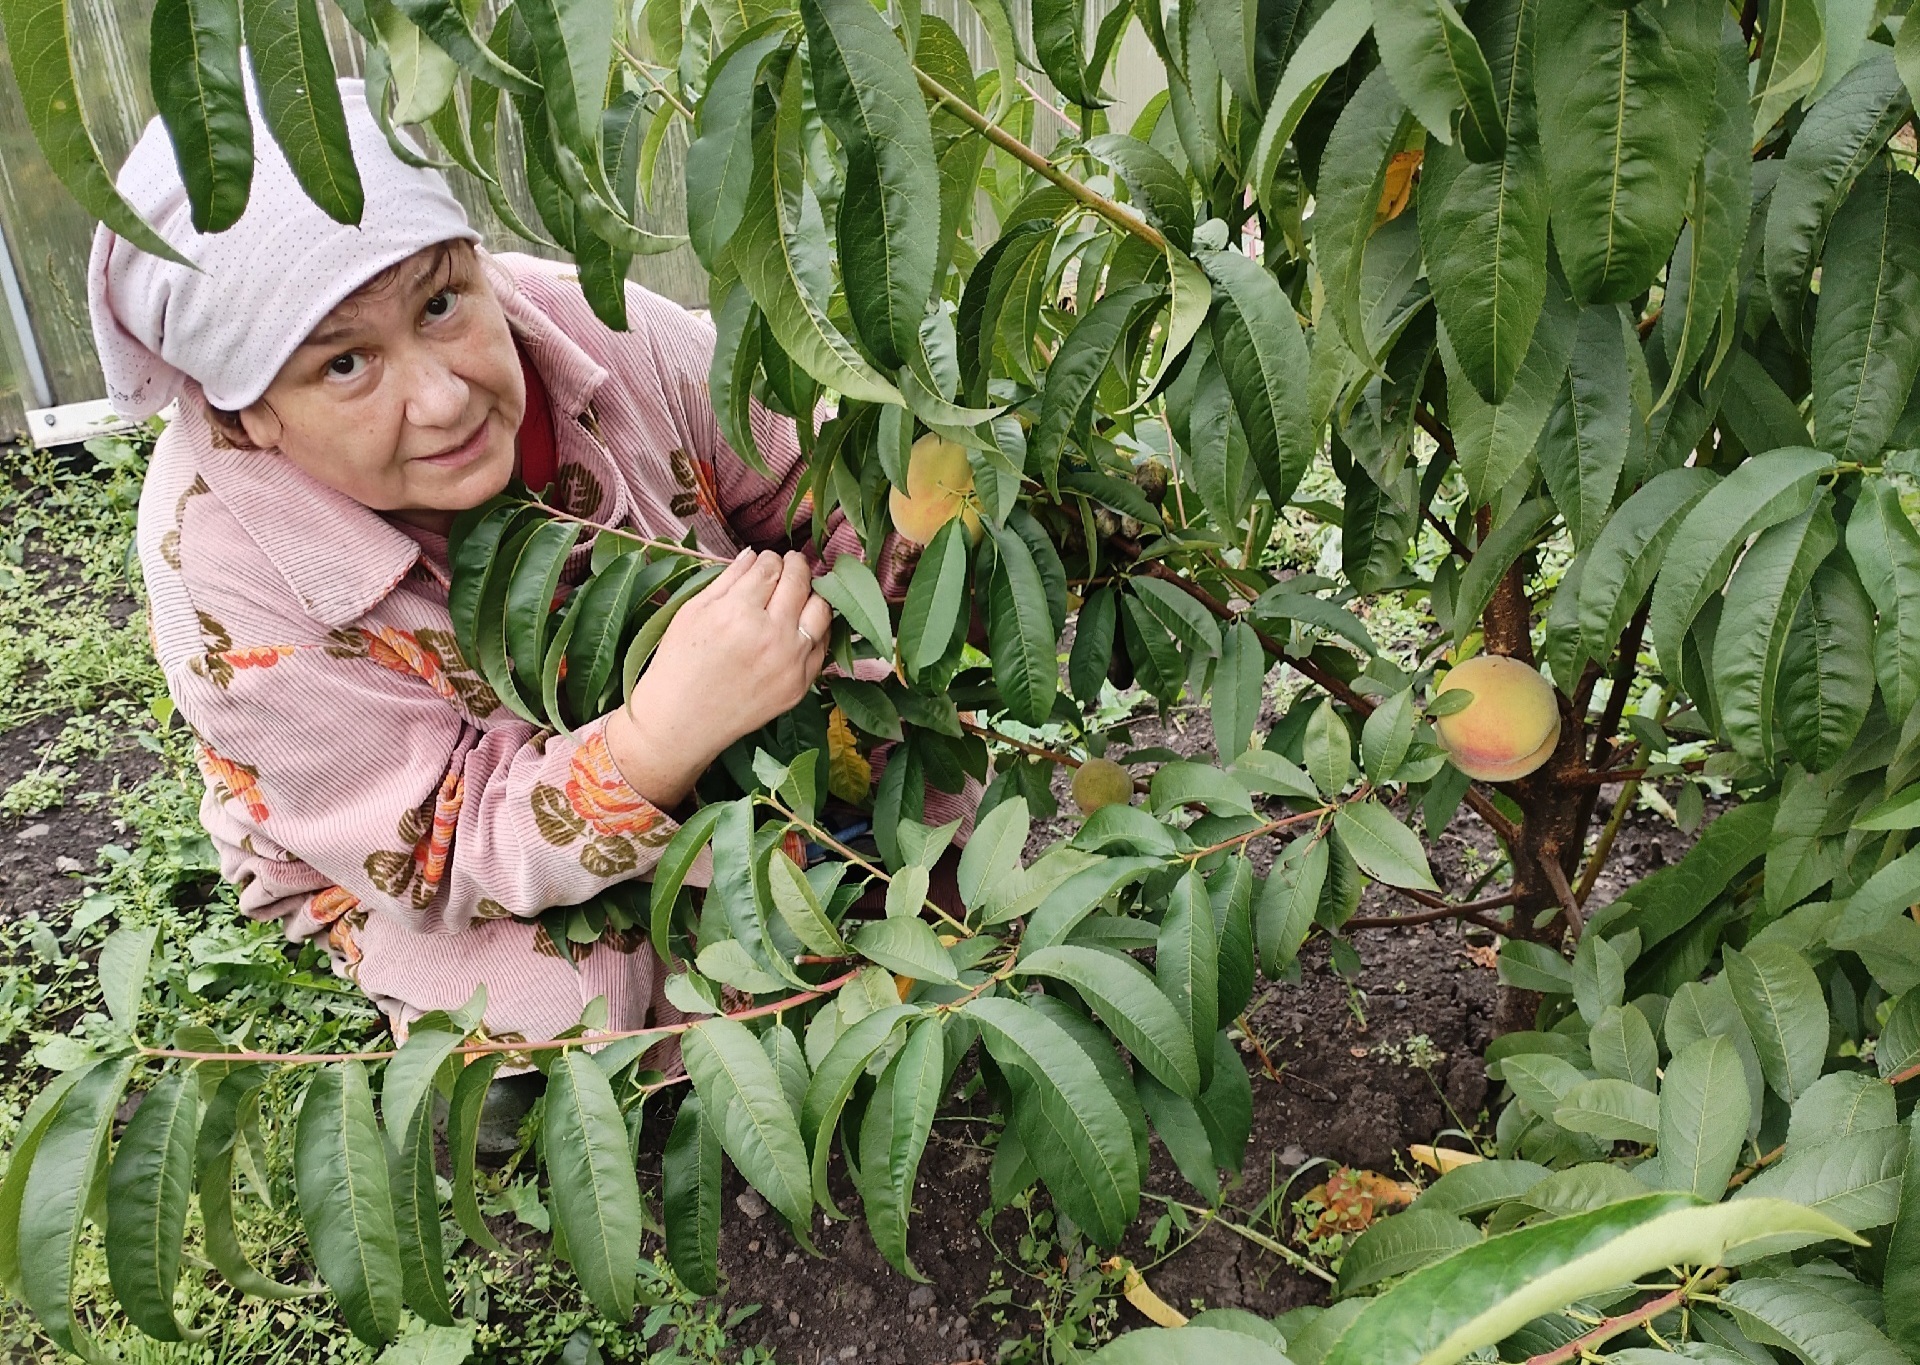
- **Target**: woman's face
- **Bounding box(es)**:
[237,242,525,534]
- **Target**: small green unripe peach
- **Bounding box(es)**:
[1072,757,1134,813]
[1431,654,1561,783]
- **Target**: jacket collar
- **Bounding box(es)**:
[191,254,613,629]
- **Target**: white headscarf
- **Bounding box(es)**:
[86,73,479,418]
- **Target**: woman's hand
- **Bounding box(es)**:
[605,549,832,808]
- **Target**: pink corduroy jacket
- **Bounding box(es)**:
[136,250,957,1045]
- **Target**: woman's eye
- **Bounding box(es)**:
[424,288,459,319]
[327,353,366,379]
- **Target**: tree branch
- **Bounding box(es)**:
[1525,1275,1722,1365]
[1589,598,1650,768]
[1541,854,1585,939]
[913,68,1168,252]
[1346,889,1519,932]
[137,967,865,1066]
[958,718,1150,794]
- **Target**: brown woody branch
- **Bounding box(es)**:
[958,718,1151,794]
[1525,1274,1722,1365]
[1346,888,1520,932]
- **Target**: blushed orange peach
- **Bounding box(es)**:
[1432,654,1561,783]
[889,434,983,546]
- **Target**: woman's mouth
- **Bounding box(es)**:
[415,418,492,469]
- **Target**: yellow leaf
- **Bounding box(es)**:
[1374,149,1424,226]
[894,973,915,1001]
[826,707,872,805]
[1410,1144,1484,1174]
[1102,1258,1188,1328]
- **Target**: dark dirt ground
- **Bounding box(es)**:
[0,563,1711,1363]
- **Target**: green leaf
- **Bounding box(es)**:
[1655,22,1751,413]
[856,1017,943,1278]
[1413,1159,1554,1218]
[1536,306,1635,550]
[1256,835,1329,974]
[0,1067,85,1303]
[1373,0,1505,161]
[1738,1127,1907,1233]
[1149,762,1257,818]
[1029,283,1163,489]
[1418,133,1546,406]
[148,0,252,233]
[1578,466,1719,666]
[1885,1102,1920,1353]
[1847,481,1920,716]
[1085,133,1195,252]
[957,795,1028,912]
[1534,0,1719,303]
[1030,0,1099,106]
[1017,946,1201,1099]
[1498,939,1575,994]
[1090,1327,1292,1364]
[1307,66,1419,363]
[99,923,157,1034]
[854,918,960,984]
[683,1016,814,1231]
[1552,1078,1659,1143]
[1158,869,1219,1093]
[1200,249,1315,508]
[1722,1265,1909,1365]
[559,549,647,724]
[965,995,1140,1245]
[1656,1036,1751,1200]
[648,803,724,960]
[802,0,939,368]
[1337,1207,1482,1297]
[898,518,970,677]
[663,1093,722,1295]
[1250,0,1375,221]
[444,1053,503,1255]
[381,1027,460,1326]
[17,1057,136,1353]
[1441,278,1578,504]
[1725,942,1828,1103]
[505,519,582,702]
[1068,585,1119,707]
[1764,49,1912,350]
[388,0,537,96]
[735,58,902,406]
[1588,1003,1657,1091]
[1135,1070,1220,1203]
[985,523,1060,725]
[105,1073,201,1341]
[1779,561,1875,770]
[685,26,788,268]
[800,1004,916,1212]
[0,0,193,262]
[241,0,364,223]
[1304,698,1353,798]
[1713,498,1838,764]
[814,554,895,653]
[1333,800,1440,891]
[1811,157,1920,462]
[294,1063,402,1347]
[1646,446,1835,671]
[1754,0,1828,141]
[197,1066,320,1297]
[1321,1196,1859,1365]
[543,1051,643,1321]
[1210,622,1266,763]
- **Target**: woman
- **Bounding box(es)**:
[89,76,959,1056]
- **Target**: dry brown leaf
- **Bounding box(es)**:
[1374,149,1424,226]
[1462,943,1500,971]
[1102,1257,1188,1327]
[1301,1167,1418,1237]
[826,707,872,804]
[1410,1144,1484,1174]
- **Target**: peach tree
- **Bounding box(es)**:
[6,0,1920,1355]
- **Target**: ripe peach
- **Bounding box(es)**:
[889,434,983,547]
[1072,757,1134,813]
[1431,654,1561,783]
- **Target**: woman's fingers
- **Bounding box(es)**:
[731,549,785,609]
[705,546,758,598]
[768,551,814,626]
[799,592,832,651]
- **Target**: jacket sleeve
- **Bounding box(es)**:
[624,282,923,597]
[168,630,680,939]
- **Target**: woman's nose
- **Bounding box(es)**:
[404,356,471,427]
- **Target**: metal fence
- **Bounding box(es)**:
[0,0,1154,440]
